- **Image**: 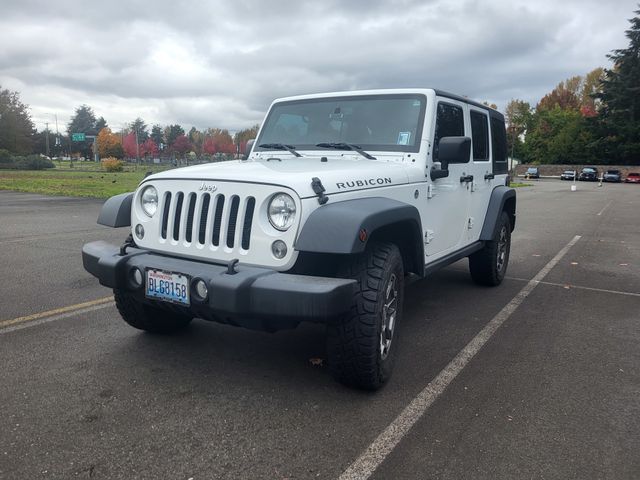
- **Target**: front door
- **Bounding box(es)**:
[424,100,471,258]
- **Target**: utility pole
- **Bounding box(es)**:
[45,122,50,158]
[135,127,140,168]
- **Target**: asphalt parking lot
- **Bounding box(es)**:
[1,180,639,480]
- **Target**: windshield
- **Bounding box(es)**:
[563,171,574,174]
[255,94,427,153]
[527,168,538,173]
[583,168,596,172]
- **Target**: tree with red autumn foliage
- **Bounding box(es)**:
[122,132,138,159]
[171,134,191,158]
[141,138,159,158]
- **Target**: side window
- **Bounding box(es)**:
[470,111,489,161]
[490,116,508,174]
[433,103,465,163]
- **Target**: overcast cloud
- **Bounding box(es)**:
[0,0,637,133]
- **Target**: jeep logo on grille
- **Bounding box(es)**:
[198,182,217,192]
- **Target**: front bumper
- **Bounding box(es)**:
[82,241,355,330]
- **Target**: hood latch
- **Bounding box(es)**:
[311,177,329,205]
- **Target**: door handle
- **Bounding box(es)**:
[460,175,474,183]
[484,173,495,180]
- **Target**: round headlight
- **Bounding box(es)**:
[268,193,296,231]
[141,186,158,217]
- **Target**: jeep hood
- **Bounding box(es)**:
[145,157,410,197]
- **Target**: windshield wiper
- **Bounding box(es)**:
[258,143,302,157]
[315,142,376,160]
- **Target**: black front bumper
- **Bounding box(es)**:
[82,241,355,330]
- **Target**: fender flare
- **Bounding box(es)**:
[97,192,133,228]
[296,196,423,262]
[479,186,516,240]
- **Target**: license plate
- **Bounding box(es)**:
[145,269,190,306]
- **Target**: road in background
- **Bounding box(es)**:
[0,181,638,479]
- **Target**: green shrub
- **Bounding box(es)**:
[0,149,12,164]
[15,155,55,170]
[101,157,124,172]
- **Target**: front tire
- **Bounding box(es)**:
[327,241,404,390]
[469,211,511,286]
[114,290,193,334]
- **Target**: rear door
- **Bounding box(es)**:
[466,108,493,241]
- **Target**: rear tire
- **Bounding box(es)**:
[469,211,511,286]
[327,241,404,390]
[114,290,193,334]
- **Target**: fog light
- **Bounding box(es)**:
[135,224,145,239]
[194,279,208,301]
[271,240,287,259]
[131,267,143,288]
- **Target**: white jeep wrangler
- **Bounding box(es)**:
[83,89,515,390]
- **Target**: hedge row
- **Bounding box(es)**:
[0,149,55,170]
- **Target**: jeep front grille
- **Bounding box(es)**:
[160,191,256,251]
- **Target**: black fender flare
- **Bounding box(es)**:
[479,186,516,240]
[97,192,133,227]
[296,197,424,273]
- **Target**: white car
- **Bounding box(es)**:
[83,89,516,390]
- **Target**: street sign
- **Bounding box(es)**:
[71,133,85,142]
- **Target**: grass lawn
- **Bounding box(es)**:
[0,169,155,198]
[0,161,178,198]
[510,182,534,188]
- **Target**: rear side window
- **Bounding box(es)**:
[490,116,507,174]
[433,102,465,163]
[470,111,489,161]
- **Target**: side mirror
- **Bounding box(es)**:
[438,136,471,165]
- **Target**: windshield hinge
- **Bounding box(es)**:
[311,177,329,205]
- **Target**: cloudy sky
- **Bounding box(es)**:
[0,0,637,133]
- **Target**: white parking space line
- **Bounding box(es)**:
[597,200,613,216]
[338,235,582,480]
[506,277,640,297]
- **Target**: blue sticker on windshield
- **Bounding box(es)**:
[397,132,411,145]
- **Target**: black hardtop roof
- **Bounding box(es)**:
[433,89,505,121]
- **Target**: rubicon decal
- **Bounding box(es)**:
[336,178,393,189]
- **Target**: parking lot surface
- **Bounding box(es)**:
[1,180,639,479]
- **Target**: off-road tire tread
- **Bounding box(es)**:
[114,289,192,334]
[327,241,403,390]
[469,211,511,286]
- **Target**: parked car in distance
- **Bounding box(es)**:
[578,167,599,181]
[625,172,640,183]
[603,169,622,182]
[560,170,576,181]
[525,167,540,179]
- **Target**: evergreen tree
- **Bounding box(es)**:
[0,86,35,154]
[151,125,164,148]
[165,124,185,147]
[67,105,97,158]
[130,117,149,142]
[95,116,108,132]
[597,6,640,164]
